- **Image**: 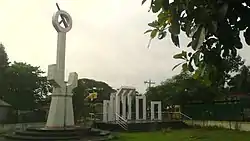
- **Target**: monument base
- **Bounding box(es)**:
[4,125,113,141]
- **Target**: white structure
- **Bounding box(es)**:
[103,86,136,122]
[108,93,116,121]
[115,86,136,121]
[102,87,163,122]
[135,95,146,120]
[150,101,162,121]
[46,9,78,128]
[102,100,110,122]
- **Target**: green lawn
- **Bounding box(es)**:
[117,129,250,141]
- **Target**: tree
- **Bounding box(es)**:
[143,0,250,86]
[228,65,250,93]
[0,44,9,99]
[146,71,223,107]
[72,78,116,121]
[3,62,50,110]
[0,44,9,71]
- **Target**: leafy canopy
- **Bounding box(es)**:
[143,0,250,85]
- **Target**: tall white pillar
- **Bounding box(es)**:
[150,102,154,120]
[121,91,127,119]
[46,9,77,128]
[143,95,146,120]
[136,97,139,120]
[127,90,134,120]
[108,93,115,121]
[115,92,121,120]
[103,100,110,122]
[65,72,78,126]
[135,95,146,120]
[158,102,162,120]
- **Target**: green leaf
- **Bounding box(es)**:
[157,12,167,25]
[142,0,147,5]
[193,70,200,79]
[162,0,169,11]
[169,21,180,35]
[173,51,187,60]
[144,29,153,34]
[192,26,206,51]
[169,9,180,35]
[193,52,200,67]
[172,62,184,71]
[182,63,188,71]
[152,0,162,13]
[188,63,194,72]
[171,34,180,47]
[150,29,158,38]
[148,21,159,28]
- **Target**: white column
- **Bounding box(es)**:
[103,100,109,122]
[142,95,146,120]
[108,93,116,121]
[151,102,155,120]
[158,102,162,120]
[135,95,147,120]
[65,72,78,126]
[121,90,127,119]
[135,96,139,120]
[115,92,121,120]
[108,94,113,121]
[127,90,134,120]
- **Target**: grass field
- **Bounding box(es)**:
[117,128,250,141]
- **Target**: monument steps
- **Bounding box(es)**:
[4,127,112,141]
[5,134,80,140]
[14,130,80,137]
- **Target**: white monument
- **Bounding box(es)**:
[46,7,78,128]
[150,101,162,121]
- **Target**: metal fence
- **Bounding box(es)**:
[88,111,192,122]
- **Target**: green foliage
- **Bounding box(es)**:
[143,0,250,86]
[3,62,50,110]
[0,44,9,99]
[228,65,250,93]
[72,78,116,121]
[146,71,225,107]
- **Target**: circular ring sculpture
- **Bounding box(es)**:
[52,10,72,33]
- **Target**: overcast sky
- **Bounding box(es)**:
[0,0,250,93]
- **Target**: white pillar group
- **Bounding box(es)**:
[103,86,163,122]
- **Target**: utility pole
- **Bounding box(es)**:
[144,79,155,89]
